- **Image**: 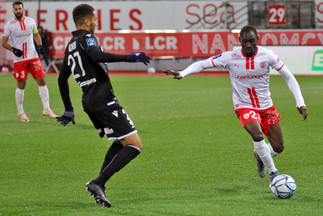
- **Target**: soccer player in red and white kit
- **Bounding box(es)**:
[2,1,57,122]
[164,25,307,183]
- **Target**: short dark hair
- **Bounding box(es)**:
[240,25,258,37]
[13,1,24,8]
[72,4,95,26]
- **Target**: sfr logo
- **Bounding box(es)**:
[312,50,323,71]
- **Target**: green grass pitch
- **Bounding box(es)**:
[0,73,322,215]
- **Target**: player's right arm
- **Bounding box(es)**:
[1,35,23,57]
[1,36,11,50]
[58,57,73,111]
[57,57,75,126]
[2,24,24,57]
[163,57,216,79]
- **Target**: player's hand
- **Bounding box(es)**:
[56,110,75,126]
[126,52,150,65]
[163,68,182,80]
[11,47,23,57]
[38,46,45,55]
[297,106,307,121]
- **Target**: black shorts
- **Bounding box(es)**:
[87,107,137,140]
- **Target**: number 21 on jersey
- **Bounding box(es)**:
[68,51,86,79]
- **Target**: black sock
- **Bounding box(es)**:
[95,145,141,186]
[100,141,124,173]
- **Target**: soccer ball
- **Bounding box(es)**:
[270,174,296,198]
[147,67,156,74]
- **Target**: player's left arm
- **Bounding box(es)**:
[277,65,307,120]
[82,35,150,65]
[33,27,45,54]
[32,27,42,46]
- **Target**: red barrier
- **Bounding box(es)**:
[48,30,323,58]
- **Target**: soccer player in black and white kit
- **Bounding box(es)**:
[57,4,150,207]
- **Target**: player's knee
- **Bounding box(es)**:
[120,134,142,151]
[133,140,143,151]
[274,142,284,153]
[125,142,142,152]
[132,133,142,151]
[252,132,264,142]
[36,78,46,86]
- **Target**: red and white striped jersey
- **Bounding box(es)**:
[211,46,284,110]
[3,16,39,62]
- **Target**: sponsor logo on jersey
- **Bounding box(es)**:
[78,78,97,87]
[104,127,114,135]
[260,61,266,69]
[112,110,119,118]
[213,54,222,59]
[235,73,265,80]
[231,53,241,58]
[243,113,250,119]
[86,38,96,46]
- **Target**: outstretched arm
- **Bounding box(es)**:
[163,68,182,79]
[163,57,214,79]
[85,46,150,65]
[278,65,307,120]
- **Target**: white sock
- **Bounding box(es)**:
[268,143,280,157]
[39,85,50,111]
[254,139,277,174]
[15,88,25,114]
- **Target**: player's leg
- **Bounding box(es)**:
[94,132,142,185]
[261,106,283,158]
[36,77,52,114]
[100,140,124,173]
[16,79,26,114]
[86,108,141,207]
[29,58,57,118]
[84,111,111,207]
[244,121,266,177]
[235,108,266,177]
[266,122,284,157]
[13,61,29,122]
[87,133,141,208]
[35,76,49,111]
[16,80,29,122]
[244,121,278,181]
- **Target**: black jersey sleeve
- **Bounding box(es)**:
[79,34,128,63]
[85,45,129,63]
[80,33,150,65]
[58,57,74,111]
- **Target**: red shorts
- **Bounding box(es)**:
[13,58,45,81]
[235,105,281,135]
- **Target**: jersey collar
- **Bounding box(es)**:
[241,46,258,58]
[15,16,25,22]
